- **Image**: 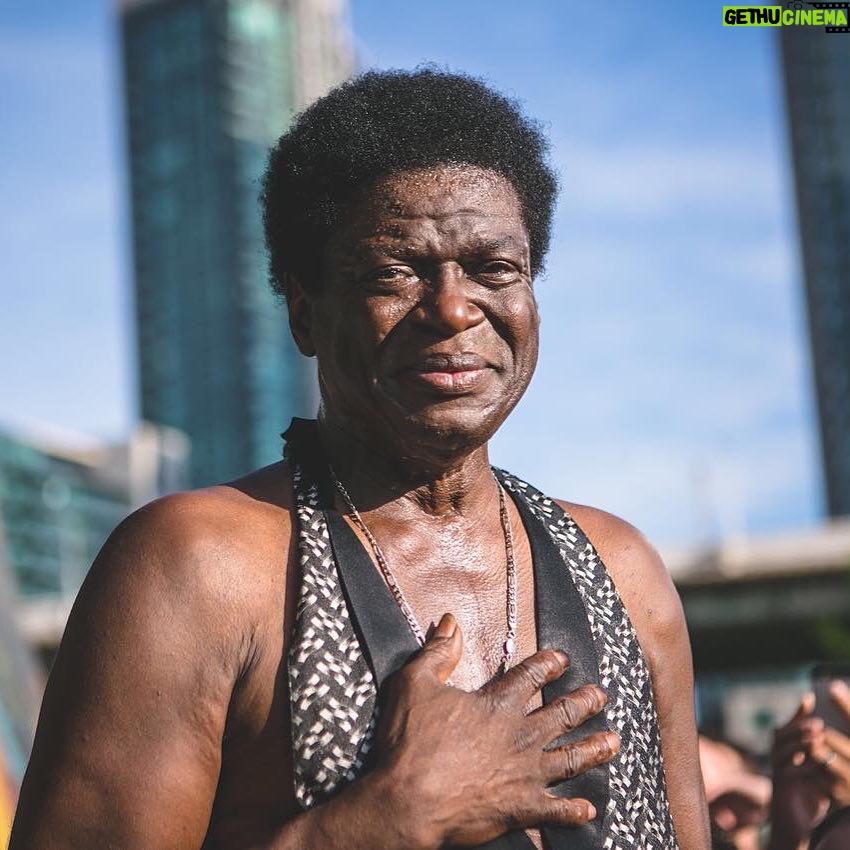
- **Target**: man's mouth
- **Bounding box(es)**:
[397,353,493,393]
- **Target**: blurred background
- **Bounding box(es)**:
[0,0,848,841]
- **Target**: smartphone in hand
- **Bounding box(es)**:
[812,664,850,735]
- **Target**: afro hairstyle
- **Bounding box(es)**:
[261,67,559,301]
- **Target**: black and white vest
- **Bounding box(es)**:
[283,419,678,850]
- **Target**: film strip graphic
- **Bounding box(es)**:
[788,1,850,32]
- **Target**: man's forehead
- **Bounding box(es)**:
[367,167,521,210]
[325,164,530,260]
[347,228,528,257]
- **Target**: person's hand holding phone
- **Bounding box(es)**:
[809,676,850,808]
[767,674,850,850]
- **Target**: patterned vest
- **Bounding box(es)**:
[283,419,678,850]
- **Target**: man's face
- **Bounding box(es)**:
[300,165,539,455]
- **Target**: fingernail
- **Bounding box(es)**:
[607,732,620,753]
[435,615,456,638]
[830,680,849,697]
[586,803,597,820]
[811,717,825,732]
[555,650,569,666]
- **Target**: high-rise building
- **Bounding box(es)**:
[120,0,352,486]
[780,27,850,517]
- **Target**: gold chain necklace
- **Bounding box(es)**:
[329,468,518,674]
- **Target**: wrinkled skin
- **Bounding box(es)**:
[291,166,540,481]
[10,166,708,850]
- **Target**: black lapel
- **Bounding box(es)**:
[506,485,608,850]
[325,508,421,687]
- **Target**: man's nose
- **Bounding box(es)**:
[414,262,485,334]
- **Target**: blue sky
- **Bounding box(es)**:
[0,0,824,546]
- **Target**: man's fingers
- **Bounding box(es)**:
[415,613,462,684]
[811,732,850,787]
[541,731,620,784]
[773,713,822,749]
[777,692,816,732]
[824,728,850,762]
[532,792,598,827]
[829,680,850,723]
[772,721,826,770]
[481,649,569,707]
[773,736,815,768]
[527,685,608,745]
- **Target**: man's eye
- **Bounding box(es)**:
[364,266,416,286]
[475,261,521,283]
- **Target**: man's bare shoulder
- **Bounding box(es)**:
[554,500,666,587]
[113,460,292,573]
[74,461,295,650]
[553,499,686,665]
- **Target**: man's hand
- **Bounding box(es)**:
[768,692,844,850]
[807,682,850,809]
[373,614,619,849]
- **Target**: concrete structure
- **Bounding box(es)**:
[780,26,850,517]
[120,0,352,487]
[0,422,189,653]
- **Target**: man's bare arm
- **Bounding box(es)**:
[9,492,256,849]
[564,502,711,850]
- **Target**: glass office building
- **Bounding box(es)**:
[0,424,188,601]
[780,27,850,517]
[120,0,352,486]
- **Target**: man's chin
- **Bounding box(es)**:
[375,378,522,452]
[387,401,505,457]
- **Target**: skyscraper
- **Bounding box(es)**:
[120,0,352,486]
[780,27,850,517]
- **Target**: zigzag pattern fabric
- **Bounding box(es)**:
[287,461,678,847]
[287,463,378,809]
[497,473,677,848]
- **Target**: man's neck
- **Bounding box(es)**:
[316,414,498,522]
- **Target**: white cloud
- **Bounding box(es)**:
[554,139,786,221]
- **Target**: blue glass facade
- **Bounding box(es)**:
[0,433,127,597]
[781,27,850,517]
[122,0,332,486]
[0,426,188,599]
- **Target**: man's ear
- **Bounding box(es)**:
[284,272,316,357]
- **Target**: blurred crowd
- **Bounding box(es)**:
[702,680,850,850]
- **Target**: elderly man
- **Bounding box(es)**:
[11,70,708,849]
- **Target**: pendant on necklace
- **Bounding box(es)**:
[504,637,517,658]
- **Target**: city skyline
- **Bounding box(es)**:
[0,1,824,545]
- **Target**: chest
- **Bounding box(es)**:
[361,516,539,691]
